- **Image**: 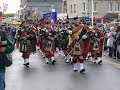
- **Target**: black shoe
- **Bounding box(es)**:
[98,60,102,64]
[26,63,29,66]
[113,57,116,59]
[23,63,26,65]
[65,59,69,63]
[23,63,29,66]
[73,69,78,72]
[93,61,96,63]
[46,61,49,64]
[52,60,56,65]
[80,69,85,73]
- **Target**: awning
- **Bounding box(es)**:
[90,18,104,21]
[103,13,118,20]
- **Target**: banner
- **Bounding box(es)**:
[43,12,57,23]
[34,8,38,15]
[20,4,26,9]
[3,3,8,13]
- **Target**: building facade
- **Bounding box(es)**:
[64,0,120,21]
[20,0,62,20]
[19,0,120,21]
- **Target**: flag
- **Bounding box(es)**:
[43,12,57,23]
[3,3,8,13]
[67,27,83,47]
[20,4,26,9]
[51,5,56,23]
[34,8,38,15]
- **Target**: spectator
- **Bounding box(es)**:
[0,23,14,90]
[107,27,116,58]
[116,25,120,59]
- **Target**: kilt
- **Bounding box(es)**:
[44,44,55,59]
[90,40,103,58]
[84,39,90,58]
[72,55,84,63]
[71,46,84,56]
[19,40,32,53]
[45,51,54,59]
[22,53,30,59]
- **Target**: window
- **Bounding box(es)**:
[83,2,86,12]
[64,1,67,6]
[108,2,113,11]
[117,3,120,11]
[63,1,67,13]
[115,2,120,11]
[70,5,72,12]
[74,4,76,12]
[115,2,117,11]
[93,2,97,11]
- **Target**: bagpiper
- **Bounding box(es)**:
[44,29,56,64]
[19,21,33,66]
[58,21,69,61]
[88,23,104,64]
[29,26,37,53]
[67,17,88,73]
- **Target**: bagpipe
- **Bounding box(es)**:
[67,25,90,56]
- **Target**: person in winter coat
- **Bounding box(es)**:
[107,27,116,58]
[0,24,14,90]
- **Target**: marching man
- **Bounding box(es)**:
[44,30,56,64]
[89,23,104,64]
[19,21,33,66]
[67,17,88,73]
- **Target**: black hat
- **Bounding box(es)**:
[93,23,97,25]
[73,17,78,20]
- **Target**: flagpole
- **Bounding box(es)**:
[92,0,94,27]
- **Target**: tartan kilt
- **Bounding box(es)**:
[44,44,55,59]
[27,44,32,53]
[84,39,90,58]
[19,40,32,53]
[71,46,84,56]
[45,51,54,59]
[90,43,101,53]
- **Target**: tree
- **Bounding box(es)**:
[4,13,14,18]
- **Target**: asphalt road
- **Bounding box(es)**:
[5,49,120,90]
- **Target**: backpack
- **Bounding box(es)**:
[0,30,13,67]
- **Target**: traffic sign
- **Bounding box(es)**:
[1,16,6,20]
[84,16,90,22]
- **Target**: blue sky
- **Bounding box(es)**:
[0,0,20,13]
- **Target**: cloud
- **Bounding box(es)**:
[1,0,20,13]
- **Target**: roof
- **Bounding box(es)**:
[27,0,62,2]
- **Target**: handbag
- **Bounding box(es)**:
[0,53,12,67]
